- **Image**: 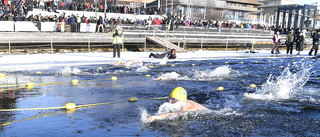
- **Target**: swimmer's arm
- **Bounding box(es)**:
[153,76,170,81]
[124,60,142,66]
[148,111,187,122]
[148,113,175,122]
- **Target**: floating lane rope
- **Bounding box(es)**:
[0,96,169,112]
[0,111,62,127]
[0,96,169,126]
[0,77,133,93]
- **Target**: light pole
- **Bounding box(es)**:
[104,0,106,18]
[166,0,167,15]
[171,0,173,15]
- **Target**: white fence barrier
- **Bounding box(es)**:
[41,22,56,32]
[80,23,96,33]
[15,22,39,32]
[0,21,14,32]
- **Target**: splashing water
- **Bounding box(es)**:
[139,107,150,124]
[244,61,312,100]
[136,66,149,72]
[159,58,167,65]
[157,102,186,114]
[57,67,81,76]
[207,66,232,77]
[191,65,238,80]
[154,72,179,80]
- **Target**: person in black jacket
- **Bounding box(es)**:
[308,30,320,56]
[68,15,76,32]
[97,15,104,33]
[149,49,176,59]
[295,32,305,55]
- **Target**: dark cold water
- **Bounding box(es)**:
[0,56,320,136]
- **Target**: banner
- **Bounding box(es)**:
[41,22,57,32]
[80,23,97,33]
[15,22,39,32]
[0,21,14,32]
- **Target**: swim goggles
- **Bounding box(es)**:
[169,97,179,104]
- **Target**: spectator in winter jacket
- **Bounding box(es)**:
[308,30,320,56]
[271,31,281,54]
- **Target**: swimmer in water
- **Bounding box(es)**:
[147,87,208,122]
[154,72,179,81]
[115,60,143,67]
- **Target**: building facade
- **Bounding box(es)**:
[147,0,263,22]
[255,0,295,26]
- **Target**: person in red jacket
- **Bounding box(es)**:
[271,31,281,54]
[100,4,103,12]
[87,3,91,11]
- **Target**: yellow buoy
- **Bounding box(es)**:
[98,67,103,70]
[149,66,154,68]
[72,79,79,85]
[225,62,228,64]
[280,66,284,69]
[26,82,34,89]
[263,67,266,69]
[125,66,130,69]
[128,97,138,102]
[145,74,151,77]
[295,65,299,67]
[111,76,118,80]
[177,74,180,77]
[249,84,257,88]
[255,61,259,63]
[312,59,315,61]
[292,60,294,62]
[280,60,283,62]
[192,64,195,66]
[64,103,76,110]
[171,64,175,67]
[209,63,212,65]
[240,61,244,64]
[217,86,224,91]
[0,73,6,78]
[269,60,271,62]
[36,71,42,74]
[309,64,312,67]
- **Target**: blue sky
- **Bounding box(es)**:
[294,0,319,5]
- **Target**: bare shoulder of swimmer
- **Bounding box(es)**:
[124,60,142,66]
[153,76,171,81]
[182,100,208,112]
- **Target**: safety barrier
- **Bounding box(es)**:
[0,21,14,32]
[80,23,97,33]
[41,22,56,32]
[15,22,39,32]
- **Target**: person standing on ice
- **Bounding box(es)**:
[285,30,295,54]
[271,31,281,54]
[295,32,305,55]
[112,26,123,58]
[308,30,320,56]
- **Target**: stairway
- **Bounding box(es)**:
[146,36,186,52]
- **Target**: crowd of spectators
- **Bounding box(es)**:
[2,0,316,34]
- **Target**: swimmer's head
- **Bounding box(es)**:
[169,87,187,103]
